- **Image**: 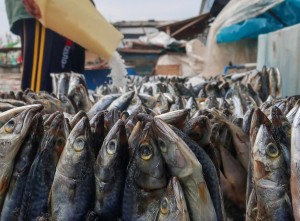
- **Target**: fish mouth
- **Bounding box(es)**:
[134,170,166,191]
[254,160,270,180]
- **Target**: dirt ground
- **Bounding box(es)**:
[0,73,21,92]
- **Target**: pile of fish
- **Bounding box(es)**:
[246,96,300,221]
[0,66,288,221]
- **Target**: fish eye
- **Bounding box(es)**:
[44,125,50,131]
[266,143,279,158]
[5,119,15,133]
[160,197,169,215]
[74,137,85,152]
[139,144,153,161]
[158,138,167,153]
[107,139,117,155]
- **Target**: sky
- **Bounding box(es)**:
[0,0,200,38]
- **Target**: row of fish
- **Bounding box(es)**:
[0,104,227,221]
[0,66,283,221]
[245,95,300,221]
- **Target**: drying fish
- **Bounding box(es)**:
[156,177,190,221]
[122,122,167,221]
[1,113,43,221]
[152,118,217,221]
[94,120,129,220]
[291,107,300,220]
[253,124,292,221]
[0,106,41,210]
[51,117,95,221]
[20,113,68,220]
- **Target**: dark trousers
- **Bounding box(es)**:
[15,19,85,92]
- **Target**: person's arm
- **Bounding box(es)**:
[22,0,41,19]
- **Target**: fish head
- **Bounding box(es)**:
[152,118,196,178]
[43,111,60,131]
[250,108,272,147]
[90,111,104,136]
[184,116,212,146]
[67,84,86,109]
[253,125,286,185]
[70,110,87,129]
[0,106,42,161]
[60,95,76,114]
[96,119,128,182]
[157,177,190,221]
[59,117,93,178]
[133,121,167,191]
[42,113,69,161]
[128,121,143,156]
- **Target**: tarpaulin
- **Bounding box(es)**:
[217,0,300,43]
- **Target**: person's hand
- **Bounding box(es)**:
[22,0,42,19]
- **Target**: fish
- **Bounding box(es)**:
[269,106,291,174]
[87,94,120,119]
[67,73,88,95]
[57,73,70,98]
[50,73,59,95]
[245,188,257,221]
[122,121,167,221]
[155,109,189,130]
[218,115,249,171]
[204,96,219,109]
[94,119,129,220]
[253,124,292,221]
[156,177,190,221]
[34,92,65,114]
[51,117,95,221]
[0,106,41,211]
[170,125,225,221]
[247,108,272,204]
[19,113,68,220]
[291,107,300,220]
[152,118,217,221]
[89,112,105,155]
[43,111,60,131]
[138,94,157,109]
[0,105,41,128]
[153,93,169,115]
[68,84,93,112]
[126,95,143,115]
[107,91,135,112]
[0,99,26,107]
[59,95,76,114]
[185,97,199,115]
[104,109,120,136]
[182,116,219,172]
[243,108,255,136]
[247,84,263,107]
[219,144,247,208]
[268,67,279,98]
[286,99,300,124]
[225,89,243,118]
[70,111,88,129]
[0,113,43,221]
[125,106,146,138]
[170,97,185,112]
[183,115,212,147]
[15,91,23,101]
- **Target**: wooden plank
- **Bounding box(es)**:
[155,64,181,76]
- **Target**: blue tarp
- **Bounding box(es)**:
[216,0,300,43]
